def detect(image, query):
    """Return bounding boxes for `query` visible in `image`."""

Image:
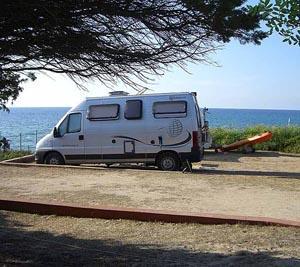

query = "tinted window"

[68,113,82,133]
[153,101,187,118]
[88,104,119,120]
[124,100,142,120]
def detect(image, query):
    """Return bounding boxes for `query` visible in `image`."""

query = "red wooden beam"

[0,198,299,227]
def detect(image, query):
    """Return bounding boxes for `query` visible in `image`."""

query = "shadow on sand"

[0,212,299,266]
[93,150,300,179]
[100,164,300,179]
[194,168,300,179]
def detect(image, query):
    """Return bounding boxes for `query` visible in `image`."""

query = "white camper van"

[35,92,206,170]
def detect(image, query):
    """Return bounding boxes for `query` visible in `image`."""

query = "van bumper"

[35,150,47,164]
[179,147,204,163]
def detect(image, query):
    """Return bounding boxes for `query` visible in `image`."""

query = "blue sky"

[13,32,300,110]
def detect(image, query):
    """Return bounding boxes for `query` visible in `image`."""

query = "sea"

[0,107,299,150]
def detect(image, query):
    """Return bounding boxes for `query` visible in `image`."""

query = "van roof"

[86,91,195,100]
[70,92,196,111]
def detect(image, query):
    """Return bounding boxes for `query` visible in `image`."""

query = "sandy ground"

[0,151,299,221]
[0,211,299,266]
[201,151,300,172]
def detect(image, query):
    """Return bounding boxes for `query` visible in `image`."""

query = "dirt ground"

[200,150,300,172]
[0,151,299,221]
[0,211,299,266]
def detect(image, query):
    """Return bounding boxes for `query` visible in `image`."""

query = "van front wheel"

[44,152,65,165]
[157,152,180,171]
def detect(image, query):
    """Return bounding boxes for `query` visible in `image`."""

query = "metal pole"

[35,130,38,144]
[19,133,22,151]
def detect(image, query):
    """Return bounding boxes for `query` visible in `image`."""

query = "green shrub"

[210,126,300,153]
[0,150,31,161]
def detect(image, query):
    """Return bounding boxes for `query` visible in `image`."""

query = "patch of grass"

[0,150,31,161]
[210,125,300,153]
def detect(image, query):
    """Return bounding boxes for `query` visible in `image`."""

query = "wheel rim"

[161,157,175,170]
[49,157,60,165]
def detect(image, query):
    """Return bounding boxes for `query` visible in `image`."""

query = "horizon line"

[6,106,300,111]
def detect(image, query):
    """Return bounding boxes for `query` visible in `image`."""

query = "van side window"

[153,101,187,118]
[124,100,143,120]
[88,104,119,120]
[58,116,68,136]
[58,113,81,136]
[68,113,82,133]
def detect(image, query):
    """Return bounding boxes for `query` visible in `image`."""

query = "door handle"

[79,135,84,140]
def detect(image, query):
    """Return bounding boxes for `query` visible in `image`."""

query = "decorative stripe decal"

[112,132,192,148]
[65,154,154,160]
[112,136,145,145]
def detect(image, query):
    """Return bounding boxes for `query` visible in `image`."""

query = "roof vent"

[109,91,129,96]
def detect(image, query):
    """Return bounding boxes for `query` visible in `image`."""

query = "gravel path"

[1,151,299,221]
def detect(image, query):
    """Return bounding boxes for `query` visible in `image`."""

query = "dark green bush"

[210,126,300,153]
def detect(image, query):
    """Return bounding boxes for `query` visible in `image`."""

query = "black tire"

[157,152,180,171]
[242,145,255,154]
[44,152,65,165]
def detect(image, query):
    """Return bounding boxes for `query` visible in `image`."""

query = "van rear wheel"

[44,152,64,165]
[157,152,180,171]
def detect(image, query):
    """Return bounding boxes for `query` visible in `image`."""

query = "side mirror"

[53,127,60,138]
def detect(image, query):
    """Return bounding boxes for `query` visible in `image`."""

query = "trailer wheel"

[44,152,65,165]
[242,145,255,154]
[157,152,180,171]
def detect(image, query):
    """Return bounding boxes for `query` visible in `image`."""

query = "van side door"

[53,112,85,163]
